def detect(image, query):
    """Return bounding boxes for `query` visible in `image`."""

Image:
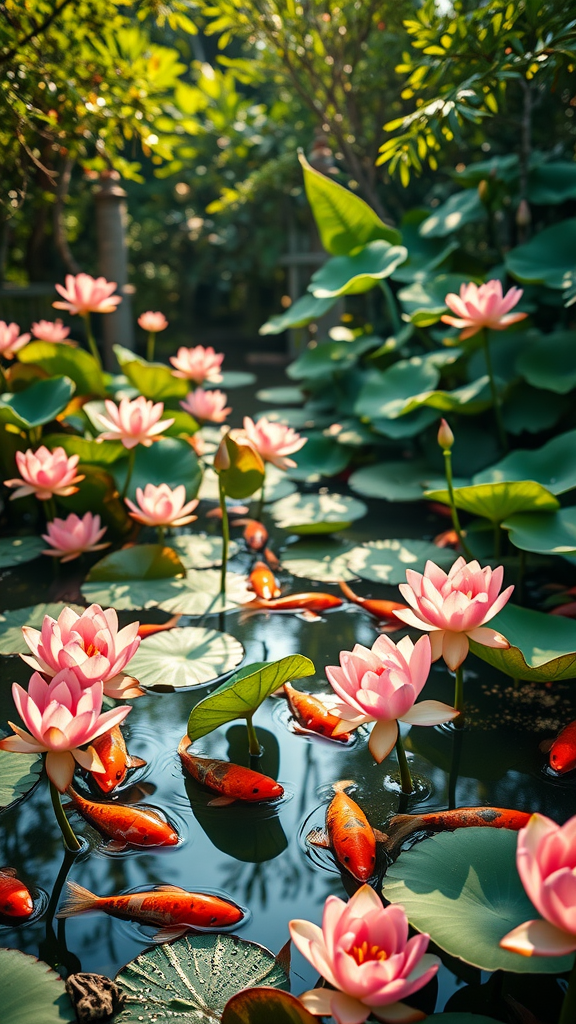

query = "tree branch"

[0,0,76,65]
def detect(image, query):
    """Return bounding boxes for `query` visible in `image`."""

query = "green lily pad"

[308,241,407,299]
[43,433,125,466]
[0,536,44,568]
[218,433,265,500]
[503,383,568,435]
[503,507,576,555]
[255,408,317,430]
[170,533,239,569]
[0,949,75,1023]
[469,603,576,682]
[287,336,379,381]
[207,371,257,390]
[259,294,338,335]
[506,218,576,291]
[127,626,245,692]
[425,481,560,523]
[372,407,439,439]
[418,189,486,238]
[115,933,289,1023]
[156,570,254,616]
[113,438,202,502]
[355,358,440,422]
[287,434,351,483]
[516,330,576,394]
[348,460,465,502]
[18,340,106,397]
[87,544,185,582]
[113,345,188,401]
[160,409,200,439]
[382,829,574,974]
[474,430,576,496]
[0,750,43,813]
[280,540,356,583]
[222,989,317,1024]
[527,162,576,204]
[0,603,85,654]
[397,273,472,326]
[391,208,459,283]
[188,654,315,742]
[346,539,457,584]
[269,492,367,534]
[0,375,75,429]
[256,387,305,405]
[398,376,492,417]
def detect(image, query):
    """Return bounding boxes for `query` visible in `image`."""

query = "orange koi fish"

[264,546,280,570]
[550,602,576,618]
[178,736,283,806]
[90,725,147,794]
[248,561,281,600]
[0,867,34,918]
[232,518,269,551]
[307,782,386,882]
[246,593,343,620]
[206,505,249,519]
[137,614,181,639]
[433,529,460,549]
[283,683,351,742]
[544,720,576,774]
[386,806,532,853]
[339,581,407,624]
[65,785,179,850]
[57,880,243,941]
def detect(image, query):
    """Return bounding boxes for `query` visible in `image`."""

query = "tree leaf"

[223,989,317,1024]
[188,655,315,741]
[259,294,338,335]
[0,376,75,429]
[114,933,289,1023]
[18,340,106,397]
[474,430,576,496]
[516,331,576,394]
[128,626,245,692]
[87,544,186,582]
[113,345,188,401]
[170,533,239,569]
[0,536,44,568]
[469,603,576,682]
[418,190,486,238]
[346,539,457,584]
[0,750,43,813]
[503,507,576,555]
[0,602,85,654]
[219,433,265,500]
[506,218,576,292]
[424,481,560,523]
[384,830,574,975]
[308,240,408,298]
[280,539,356,582]
[0,948,75,1022]
[269,492,367,534]
[113,438,202,502]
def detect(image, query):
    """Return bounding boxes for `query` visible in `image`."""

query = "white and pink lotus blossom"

[242,415,306,471]
[290,884,440,1024]
[0,321,31,359]
[180,388,231,424]
[42,512,109,562]
[138,311,168,333]
[441,280,527,340]
[53,273,122,316]
[31,319,71,343]
[94,396,174,449]
[21,604,143,700]
[125,483,198,528]
[4,446,84,501]
[170,345,224,384]
[0,669,131,791]
[500,813,576,957]
[326,634,457,762]
[396,557,514,671]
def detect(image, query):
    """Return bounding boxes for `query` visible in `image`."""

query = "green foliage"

[128,626,245,692]
[0,949,75,1023]
[18,342,106,397]
[503,508,576,555]
[0,536,44,567]
[470,603,576,682]
[218,432,265,500]
[222,989,317,1024]
[0,376,75,430]
[269,491,367,534]
[0,752,43,814]
[425,480,560,524]
[308,241,408,298]
[87,543,186,582]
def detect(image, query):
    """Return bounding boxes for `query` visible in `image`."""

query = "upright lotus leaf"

[308,240,408,298]
[0,375,75,429]
[516,331,576,394]
[259,294,338,335]
[355,358,440,422]
[397,273,473,326]
[218,433,265,500]
[0,536,44,568]
[127,626,245,692]
[397,376,492,418]
[527,162,576,204]
[18,340,106,397]
[383,829,575,974]
[222,989,318,1024]
[160,409,200,438]
[113,344,188,401]
[424,481,560,523]
[469,603,576,682]
[0,948,75,1023]
[114,933,289,1023]
[503,507,576,555]
[113,437,202,502]
[0,750,43,813]
[87,543,186,582]
[505,218,576,292]
[299,152,401,254]
[503,383,567,435]
[474,430,576,496]
[418,190,486,238]
[43,433,125,466]
[372,407,438,439]
[287,336,379,381]
[0,602,85,654]
[346,539,457,584]
[269,491,367,534]
[188,655,315,741]
[287,434,351,482]
[391,208,459,283]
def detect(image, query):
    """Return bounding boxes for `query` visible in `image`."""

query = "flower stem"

[395,729,413,795]
[157,525,165,545]
[44,497,57,523]
[254,465,266,522]
[121,448,136,500]
[219,473,229,597]
[246,712,261,756]
[559,957,576,1024]
[481,329,508,453]
[82,313,102,371]
[453,664,465,729]
[493,523,502,559]
[442,448,473,559]
[146,331,155,363]
[50,781,81,853]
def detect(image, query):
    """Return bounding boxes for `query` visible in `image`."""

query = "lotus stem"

[246,712,261,757]
[453,664,466,730]
[121,448,136,500]
[157,525,165,546]
[448,727,463,810]
[559,957,576,1024]
[254,465,266,522]
[219,473,229,597]
[395,729,413,796]
[44,497,57,523]
[50,781,81,853]
[146,331,155,363]
[82,313,102,371]
[481,329,508,453]
[442,448,473,559]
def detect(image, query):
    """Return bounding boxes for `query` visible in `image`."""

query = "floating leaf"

[418,190,486,238]
[354,352,460,423]
[170,533,239,569]
[287,337,378,381]
[397,273,472,326]
[18,340,106,397]
[218,434,265,500]
[256,387,305,405]
[43,433,125,466]
[188,655,315,741]
[155,570,254,616]
[287,434,351,482]
[308,240,408,298]
[0,375,75,429]
[208,371,257,390]
[0,751,43,813]
[269,492,367,534]
[349,460,465,502]
[113,345,188,401]
[0,536,44,568]
[87,544,185,582]
[259,294,338,335]
[114,933,289,1023]
[516,331,576,394]
[0,948,75,1023]
[382,829,574,973]
[503,508,576,555]
[0,603,85,654]
[222,989,317,1024]
[474,430,576,496]
[113,438,202,502]
[346,539,457,584]
[425,481,559,523]
[469,603,576,682]
[280,540,356,582]
[128,626,244,692]
[398,376,492,417]
[255,408,317,429]
[506,218,576,291]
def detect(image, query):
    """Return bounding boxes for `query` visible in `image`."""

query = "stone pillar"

[93,171,134,368]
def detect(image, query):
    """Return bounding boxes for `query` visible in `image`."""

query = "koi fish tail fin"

[177,734,192,759]
[56,881,99,918]
[338,580,361,604]
[331,779,355,794]
[384,814,424,854]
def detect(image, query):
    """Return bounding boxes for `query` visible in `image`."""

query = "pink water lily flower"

[326,634,457,762]
[42,512,109,562]
[21,604,143,700]
[0,669,131,791]
[0,321,31,359]
[138,311,168,332]
[500,813,576,957]
[290,884,439,1024]
[170,344,224,384]
[396,557,514,671]
[31,319,71,343]
[180,387,231,424]
[242,415,306,471]
[441,280,527,340]
[4,446,84,501]
[125,483,198,528]
[53,273,122,316]
[94,396,174,449]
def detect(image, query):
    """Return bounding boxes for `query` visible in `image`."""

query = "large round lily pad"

[469,603,576,682]
[346,539,456,585]
[503,508,576,555]
[280,540,356,583]
[0,750,43,813]
[170,533,239,569]
[474,430,576,496]
[0,603,85,655]
[0,948,75,1023]
[425,481,560,523]
[128,626,245,692]
[382,829,574,974]
[348,460,461,502]
[0,536,44,568]
[84,570,253,615]
[256,387,305,405]
[269,492,367,534]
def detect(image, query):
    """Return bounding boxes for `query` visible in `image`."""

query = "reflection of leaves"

[186,782,288,863]
[128,626,245,692]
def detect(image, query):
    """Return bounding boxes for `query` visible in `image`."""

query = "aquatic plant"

[42,512,110,563]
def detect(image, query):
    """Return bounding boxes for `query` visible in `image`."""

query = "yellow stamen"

[349,940,387,965]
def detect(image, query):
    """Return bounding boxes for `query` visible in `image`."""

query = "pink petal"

[368,719,399,763]
[467,626,510,649]
[441,631,469,670]
[401,699,459,726]
[45,750,76,792]
[500,918,576,957]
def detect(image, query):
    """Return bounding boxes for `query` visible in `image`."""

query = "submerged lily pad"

[425,481,559,523]
[474,430,576,496]
[0,536,44,568]
[503,508,576,555]
[469,603,576,682]
[128,627,245,692]
[280,540,356,583]
[383,829,574,974]
[115,933,289,1023]
[0,603,85,655]
[269,492,367,534]
[170,533,239,569]
[0,750,43,813]
[0,949,75,1023]
[346,539,457,584]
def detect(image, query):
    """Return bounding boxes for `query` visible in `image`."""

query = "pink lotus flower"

[0,669,131,791]
[441,280,527,340]
[4,446,84,501]
[21,604,143,700]
[0,321,31,359]
[290,884,439,1024]
[94,396,174,449]
[53,273,122,316]
[500,814,576,957]
[138,311,168,333]
[396,557,514,671]
[180,388,231,424]
[326,634,457,762]
[169,345,224,384]
[42,512,109,563]
[125,483,198,528]
[31,319,71,343]
[242,416,306,471]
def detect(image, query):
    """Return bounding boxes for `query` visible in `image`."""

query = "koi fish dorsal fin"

[306,828,330,850]
[56,880,99,918]
[0,866,17,876]
[331,780,355,794]
[154,884,187,892]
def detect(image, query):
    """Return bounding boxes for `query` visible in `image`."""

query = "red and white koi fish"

[178,735,284,806]
[65,785,179,850]
[248,561,281,600]
[0,867,34,918]
[90,725,147,795]
[282,683,351,742]
[307,782,386,882]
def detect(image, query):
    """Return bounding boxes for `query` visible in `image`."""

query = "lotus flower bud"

[437,418,454,451]
[214,436,231,471]
[516,199,531,227]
